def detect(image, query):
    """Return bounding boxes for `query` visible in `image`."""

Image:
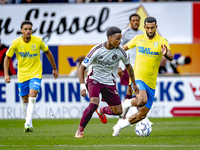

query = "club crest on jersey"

[84,58,89,63]
[31,44,36,50]
[112,54,118,60]
[154,42,158,48]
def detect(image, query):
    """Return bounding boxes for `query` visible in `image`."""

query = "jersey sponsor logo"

[98,59,115,66]
[83,57,89,63]
[138,46,159,55]
[19,52,37,57]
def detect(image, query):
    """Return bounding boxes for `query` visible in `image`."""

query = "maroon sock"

[125,95,132,99]
[78,103,98,132]
[100,106,117,115]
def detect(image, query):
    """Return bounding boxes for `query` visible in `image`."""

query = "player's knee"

[113,107,122,115]
[115,110,122,115]
[22,95,29,103]
[137,98,147,107]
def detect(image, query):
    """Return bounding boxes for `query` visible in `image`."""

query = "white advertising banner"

[0,2,192,45]
[0,76,200,119]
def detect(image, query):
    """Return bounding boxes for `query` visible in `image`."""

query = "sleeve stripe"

[119,46,127,58]
[87,43,102,58]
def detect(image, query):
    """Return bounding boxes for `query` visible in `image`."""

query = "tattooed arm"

[125,63,139,95]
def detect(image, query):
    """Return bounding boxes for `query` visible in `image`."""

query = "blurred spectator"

[0,39,16,76]
[159,55,191,74]
[159,56,174,74]
[46,0,67,2]
[20,0,46,3]
[0,0,13,4]
[79,0,132,3]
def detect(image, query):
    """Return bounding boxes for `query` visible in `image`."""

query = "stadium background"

[0,2,200,119]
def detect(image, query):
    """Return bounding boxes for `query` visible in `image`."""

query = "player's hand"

[118,67,124,77]
[81,89,88,97]
[161,44,168,56]
[52,69,58,79]
[80,83,88,97]
[132,84,139,95]
[4,75,11,83]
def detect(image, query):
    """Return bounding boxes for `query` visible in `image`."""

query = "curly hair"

[106,26,122,38]
[20,20,33,29]
[144,17,157,25]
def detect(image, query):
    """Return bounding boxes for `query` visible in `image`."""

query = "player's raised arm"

[125,63,139,95]
[161,44,173,61]
[4,55,11,83]
[44,49,58,79]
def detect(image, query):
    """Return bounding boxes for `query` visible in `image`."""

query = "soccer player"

[118,14,152,125]
[118,14,143,98]
[4,20,58,132]
[112,16,173,136]
[75,26,139,138]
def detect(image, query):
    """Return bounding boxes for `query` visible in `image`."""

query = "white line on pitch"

[0,145,200,147]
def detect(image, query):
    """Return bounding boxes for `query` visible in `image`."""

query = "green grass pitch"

[0,117,200,150]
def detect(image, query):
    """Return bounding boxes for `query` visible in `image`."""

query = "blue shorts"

[131,80,155,109]
[18,78,41,97]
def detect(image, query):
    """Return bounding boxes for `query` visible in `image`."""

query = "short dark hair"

[129,14,140,21]
[21,20,33,29]
[144,17,157,25]
[106,26,121,38]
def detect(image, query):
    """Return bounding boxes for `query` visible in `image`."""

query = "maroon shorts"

[120,69,129,86]
[86,79,121,106]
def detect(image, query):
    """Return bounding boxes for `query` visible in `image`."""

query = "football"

[135,120,152,137]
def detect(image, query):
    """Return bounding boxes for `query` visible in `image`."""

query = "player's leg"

[113,105,149,136]
[113,81,155,136]
[22,95,29,119]
[119,88,146,120]
[120,82,153,125]
[125,85,133,99]
[18,80,31,132]
[112,89,148,136]
[119,85,135,119]
[75,97,100,138]
[96,84,122,116]
[75,79,101,138]
[25,78,41,132]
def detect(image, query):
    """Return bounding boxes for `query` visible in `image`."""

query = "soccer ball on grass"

[135,120,152,137]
